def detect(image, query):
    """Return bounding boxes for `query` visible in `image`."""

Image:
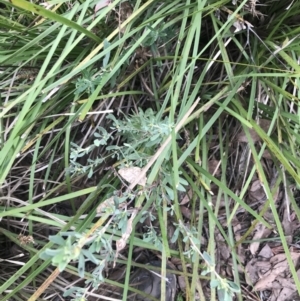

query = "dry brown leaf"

[282,206,293,244]
[272,246,285,255]
[116,1,133,33]
[208,159,221,177]
[250,223,272,255]
[18,234,34,245]
[118,166,147,186]
[96,196,115,213]
[94,0,110,14]
[237,119,272,143]
[216,232,230,261]
[245,258,271,285]
[231,216,246,264]
[277,287,295,301]
[119,1,133,23]
[258,244,273,259]
[179,189,193,205]
[180,206,191,219]
[254,271,279,291]
[262,149,273,160]
[276,276,296,290]
[270,288,281,301]
[270,252,300,266]
[115,209,138,262]
[249,223,265,255]
[177,275,186,292]
[253,253,300,291]
[245,258,260,285]
[249,179,266,201]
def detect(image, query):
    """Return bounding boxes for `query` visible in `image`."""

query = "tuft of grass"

[1,0,300,300]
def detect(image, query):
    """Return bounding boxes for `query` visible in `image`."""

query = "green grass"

[1,0,300,300]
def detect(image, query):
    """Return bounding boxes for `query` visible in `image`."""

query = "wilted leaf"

[95,0,110,14]
[251,252,300,291]
[115,209,138,264]
[237,119,272,143]
[258,244,273,259]
[249,179,266,201]
[118,166,147,186]
[249,222,270,255]
[177,275,187,292]
[180,205,192,219]
[232,20,246,33]
[179,189,193,205]
[96,197,115,213]
[282,203,293,242]
[208,159,221,176]
[245,258,270,285]
[254,272,278,291]
[118,1,133,23]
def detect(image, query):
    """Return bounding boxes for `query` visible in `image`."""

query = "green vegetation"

[1,0,300,300]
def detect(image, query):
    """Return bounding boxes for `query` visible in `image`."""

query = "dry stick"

[28,98,200,300]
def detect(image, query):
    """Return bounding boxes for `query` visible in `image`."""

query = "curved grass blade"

[9,0,102,43]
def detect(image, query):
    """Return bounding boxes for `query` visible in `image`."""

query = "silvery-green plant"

[68,108,175,178]
[174,221,241,301]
